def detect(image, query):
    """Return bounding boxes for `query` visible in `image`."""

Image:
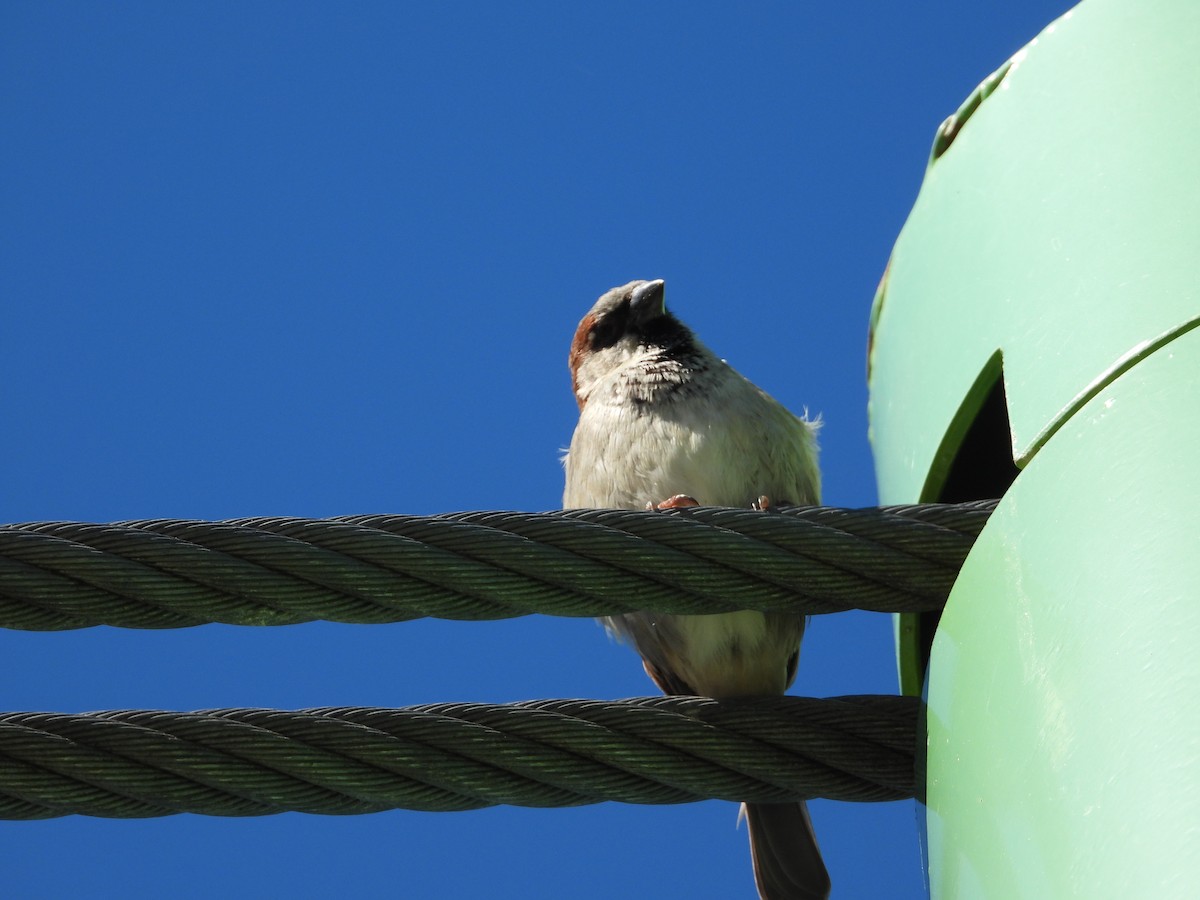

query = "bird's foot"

[752,495,772,511]
[647,494,700,510]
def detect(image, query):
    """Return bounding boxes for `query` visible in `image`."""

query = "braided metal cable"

[0,695,917,819]
[0,501,994,630]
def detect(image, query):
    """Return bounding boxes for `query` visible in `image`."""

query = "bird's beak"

[630,279,666,325]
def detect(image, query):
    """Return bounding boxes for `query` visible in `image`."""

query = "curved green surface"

[873,0,1200,695]
[867,0,1200,895]
[869,0,1200,503]
[927,326,1200,897]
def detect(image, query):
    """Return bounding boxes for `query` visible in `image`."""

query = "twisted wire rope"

[0,695,918,820]
[0,501,994,630]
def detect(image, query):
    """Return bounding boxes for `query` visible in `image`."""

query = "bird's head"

[568,279,693,409]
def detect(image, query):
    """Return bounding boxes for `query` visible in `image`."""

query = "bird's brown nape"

[568,311,596,410]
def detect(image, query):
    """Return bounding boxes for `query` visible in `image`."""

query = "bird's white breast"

[563,359,818,509]
[563,350,819,699]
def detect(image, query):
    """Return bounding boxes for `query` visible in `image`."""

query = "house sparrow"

[562,279,829,899]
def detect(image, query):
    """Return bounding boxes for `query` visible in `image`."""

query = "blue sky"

[2,3,1073,897]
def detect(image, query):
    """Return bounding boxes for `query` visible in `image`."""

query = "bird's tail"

[744,801,831,899]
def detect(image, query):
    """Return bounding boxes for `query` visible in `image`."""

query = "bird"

[562,278,829,899]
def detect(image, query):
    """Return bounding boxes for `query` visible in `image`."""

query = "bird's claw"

[648,494,700,510]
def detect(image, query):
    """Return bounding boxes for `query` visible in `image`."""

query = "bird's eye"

[784,649,800,686]
[590,299,630,350]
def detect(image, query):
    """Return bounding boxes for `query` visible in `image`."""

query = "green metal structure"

[868,0,1200,894]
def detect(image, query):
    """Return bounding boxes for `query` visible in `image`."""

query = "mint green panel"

[926,325,1200,898]
[868,0,1200,504]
